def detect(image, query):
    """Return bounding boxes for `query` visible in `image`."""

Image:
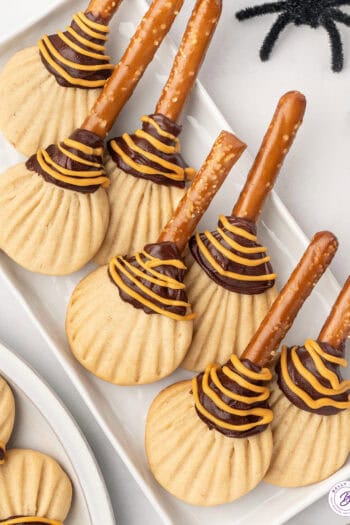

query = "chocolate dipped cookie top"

[190,215,276,294]
[277,339,350,416]
[191,231,338,438]
[39,11,114,88]
[109,241,194,320]
[109,131,247,320]
[108,114,195,188]
[26,129,108,193]
[0,518,63,525]
[193,356,273,437]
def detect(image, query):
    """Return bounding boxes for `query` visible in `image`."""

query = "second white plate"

[0,340,115,524]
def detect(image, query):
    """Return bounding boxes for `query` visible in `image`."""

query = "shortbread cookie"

[93,155,184,264]
[146,379,272,505]
[0,0,185,275]
[94,0,223,262]
[0,449,72,523]
[146,232,338,505]
[0,0,124,156]
[0,376,15,463]
[67,132,245,384]
[182,91,306,372]
[266,277,350,486]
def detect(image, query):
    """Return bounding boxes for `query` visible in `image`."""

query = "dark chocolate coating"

[277,341,350,415]
[190,215,275,294]
[195,358,271,438]
[107,113,190,188]
[40,12,112,88]
[26,128,105,193]
[110,242,189,316]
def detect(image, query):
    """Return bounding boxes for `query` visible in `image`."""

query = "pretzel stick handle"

[82,0,184,137]
[318,276,350,348]
[158,131,246,252]
[155,0,222,121]
[232,91,306,221]
[242,231,338,367]
[86,0,123,22]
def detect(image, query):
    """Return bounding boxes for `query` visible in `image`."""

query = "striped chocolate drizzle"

[277,339,350,415]
[26,129,109,193]
[109,242,195,321]
[193,355,273,438]
[108,114,195,188]
[189,215,276,294]
[38,11,113,88]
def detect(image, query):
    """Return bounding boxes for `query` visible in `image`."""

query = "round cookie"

[0,449,72,522]
[0,163,109,275]
[265,276,350,487]
[181,91,306,372]
[0,46,101,157]
[94,157,184,264]
[0,376,15,463]
[146,380,272,506]
[265,379,350,486]
[66,265,193,385]
[0,0,123,157]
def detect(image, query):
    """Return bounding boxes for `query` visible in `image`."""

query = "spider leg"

[321,16,344,72]
[236,2,286,21]
[328,1,350,7]
[329,8,350,26]
[259,12,292,61]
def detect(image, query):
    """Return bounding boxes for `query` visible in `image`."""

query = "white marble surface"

[1,0,350,523]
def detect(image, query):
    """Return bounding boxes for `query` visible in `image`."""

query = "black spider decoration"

[236,0,350,72]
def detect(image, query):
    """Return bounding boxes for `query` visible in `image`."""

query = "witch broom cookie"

[94,0,222,264]
[0,0,124,156]
[182,90,306,371]
[0,376,15,464]
[265,276,350,487]
[0,449,72,524]
[0,0,183,275]
[67,132,246,385]
[146,231,338,505]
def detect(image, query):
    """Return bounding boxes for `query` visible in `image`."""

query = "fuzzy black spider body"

[236,0,350,71]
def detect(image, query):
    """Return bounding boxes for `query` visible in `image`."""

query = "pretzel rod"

[241,231,338,367]
[158,131,246,252]
[82,0,184,137]
[86,0,123,22]
[318,276,350,348]
[155,0,222,121]
[232,91,306,221]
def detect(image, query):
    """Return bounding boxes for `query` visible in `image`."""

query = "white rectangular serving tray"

[0,0,349,523]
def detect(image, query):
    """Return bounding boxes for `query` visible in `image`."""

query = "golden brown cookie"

[0,449,72,522]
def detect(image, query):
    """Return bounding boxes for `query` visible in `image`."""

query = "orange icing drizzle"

[38,11,113,88]
[35,137,109,189]
[280,339,350,410]
[109,250,195,321]
[109,115,196,182]
[192,355,273,432]
[0,441,5,464]
[194,215,276,282]
[1,519,62,525]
